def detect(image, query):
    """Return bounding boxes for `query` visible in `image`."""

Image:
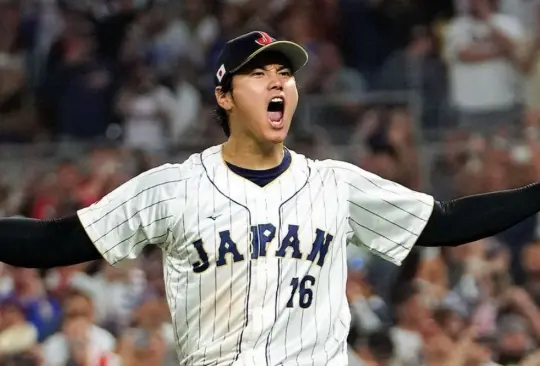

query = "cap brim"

[230,41,309,75]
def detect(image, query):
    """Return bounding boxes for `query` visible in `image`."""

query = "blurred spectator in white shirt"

[92,264,147,336]
[389,282,429,366]
[116,62,176,152]
[169,58,203,147]
[42,289,116,366]
[444,0,524,134]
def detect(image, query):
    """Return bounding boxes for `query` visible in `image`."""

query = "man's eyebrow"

[243,64,291,72]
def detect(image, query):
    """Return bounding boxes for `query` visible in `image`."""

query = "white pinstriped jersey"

[77,145,434,366]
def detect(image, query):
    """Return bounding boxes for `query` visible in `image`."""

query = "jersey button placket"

[252,196,269,347]
[246,198,261,346]
[263,198,281,342]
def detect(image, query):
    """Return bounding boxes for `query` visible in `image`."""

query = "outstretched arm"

[417,183,540,247]
[0,163,185,269]
[335,159,540,265]
[0,215,100,268]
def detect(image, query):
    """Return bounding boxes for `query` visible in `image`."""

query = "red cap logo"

[255,32,274,46]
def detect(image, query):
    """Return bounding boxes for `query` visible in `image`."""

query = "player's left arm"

[333,161,540,265]
[332,161,434,265]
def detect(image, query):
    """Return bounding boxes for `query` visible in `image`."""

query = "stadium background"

[2,0,540,365]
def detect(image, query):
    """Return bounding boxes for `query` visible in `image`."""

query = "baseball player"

[0,31,540,365]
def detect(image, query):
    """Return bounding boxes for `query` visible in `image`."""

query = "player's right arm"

[0,164,186,268]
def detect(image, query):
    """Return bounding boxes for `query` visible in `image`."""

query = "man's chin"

[263,129,288,144]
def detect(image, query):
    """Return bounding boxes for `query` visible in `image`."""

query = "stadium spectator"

[346,259,386,337]
[443,0,525,134]
[305,41,366,98]
[116,61,176,152]
[91,0,153,62]
[182,0,219,57]
[0,268,61,342]
[167,58,203,146]
[41,289,116,366]
[521,241,540,304]
[303,41,367,144]
[496,312,536,364]
[144,6,194,77]
[356,330,398,366]
[0,0,37,143]
[39,12,119,141]
[389,282,427,366]
[0,300,38,358]
[377,25,448,131]
[116,298,175,366]
[90,263,146,337]
[338,0,410,88]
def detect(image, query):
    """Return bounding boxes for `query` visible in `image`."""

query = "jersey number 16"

[286,275,315,309]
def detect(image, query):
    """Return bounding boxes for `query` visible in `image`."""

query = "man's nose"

[268,73,283,91]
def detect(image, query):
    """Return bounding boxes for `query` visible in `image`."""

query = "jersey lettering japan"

[77,145,434,366]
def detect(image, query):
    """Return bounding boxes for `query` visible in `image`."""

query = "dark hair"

[433,307,455,327]
[215,76,233,137]
[390,281,418,309]
[63,288,93,306]
[367,330,394,361]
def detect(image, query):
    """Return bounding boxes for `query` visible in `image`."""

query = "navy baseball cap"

[214,31,309,86]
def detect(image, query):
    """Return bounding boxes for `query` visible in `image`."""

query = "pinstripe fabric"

[76,145,434,366]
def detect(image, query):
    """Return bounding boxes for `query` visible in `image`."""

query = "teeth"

[271,97,283,103]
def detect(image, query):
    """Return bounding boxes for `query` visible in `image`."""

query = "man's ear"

[215,86,233,111]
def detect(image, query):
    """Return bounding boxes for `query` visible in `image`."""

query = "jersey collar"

[200,144,311,205]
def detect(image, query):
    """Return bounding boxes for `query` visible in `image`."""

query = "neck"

[223,136,284,170]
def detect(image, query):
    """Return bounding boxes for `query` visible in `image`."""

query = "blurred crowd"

[4,0,540,365]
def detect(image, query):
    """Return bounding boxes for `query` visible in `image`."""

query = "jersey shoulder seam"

[310,159,352,173]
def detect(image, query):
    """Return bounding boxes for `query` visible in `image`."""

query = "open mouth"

[267,97,284,127]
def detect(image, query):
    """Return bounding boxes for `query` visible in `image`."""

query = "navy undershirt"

[226,149,292,187]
